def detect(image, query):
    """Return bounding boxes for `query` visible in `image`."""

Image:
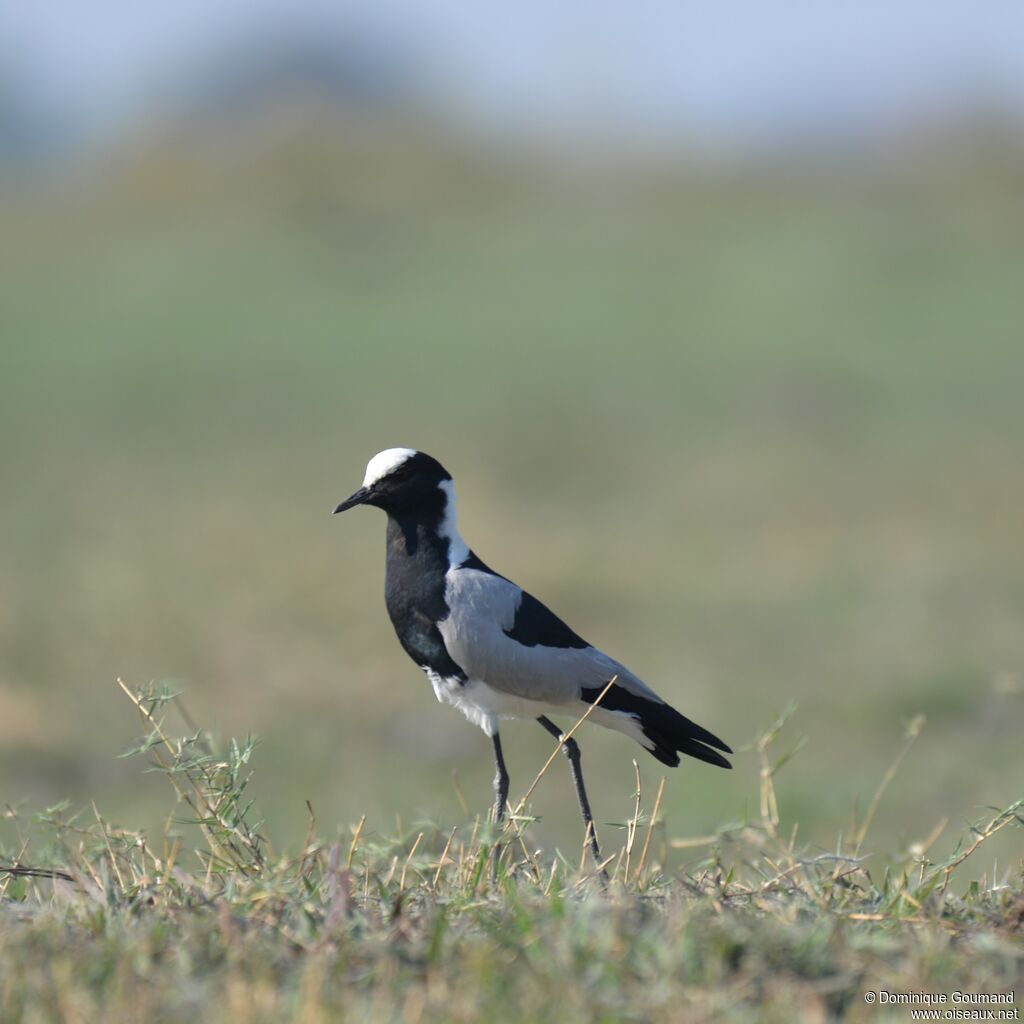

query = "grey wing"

[439,567,662,706]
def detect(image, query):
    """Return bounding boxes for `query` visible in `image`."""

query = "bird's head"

[333,448,453,519]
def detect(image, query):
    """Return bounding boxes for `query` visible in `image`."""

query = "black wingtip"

[579,682,733,770]
[646,739,732,770]
[687,724,732,755]
[648,746,681,768]
[676,738,733,770]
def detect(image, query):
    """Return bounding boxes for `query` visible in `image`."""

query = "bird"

[333,448,731,863]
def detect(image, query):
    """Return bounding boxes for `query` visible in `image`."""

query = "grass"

[1,682,1020,1023]
[1,140,1023,1018]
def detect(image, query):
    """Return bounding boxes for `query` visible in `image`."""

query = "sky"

[2,0,1024,152]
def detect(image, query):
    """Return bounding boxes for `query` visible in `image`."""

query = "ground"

[0,144,1022,1019]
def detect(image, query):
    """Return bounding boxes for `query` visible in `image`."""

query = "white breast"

[423,668,570,737]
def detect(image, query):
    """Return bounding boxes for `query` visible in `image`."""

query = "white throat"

[437,479,470,567]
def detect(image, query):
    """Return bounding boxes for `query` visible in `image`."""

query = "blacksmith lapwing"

[334,448,731,862]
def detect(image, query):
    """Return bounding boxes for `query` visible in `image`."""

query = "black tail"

[580,684,732,769]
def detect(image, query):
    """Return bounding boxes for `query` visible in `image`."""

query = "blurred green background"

[1,6,1022,870]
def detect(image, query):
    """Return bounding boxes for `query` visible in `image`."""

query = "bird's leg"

[491,731,509,823]
[489,731,511,884]
[536,716,602,867]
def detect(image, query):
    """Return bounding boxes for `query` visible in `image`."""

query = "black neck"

[385,512,449,566]
[383,512,465,679]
